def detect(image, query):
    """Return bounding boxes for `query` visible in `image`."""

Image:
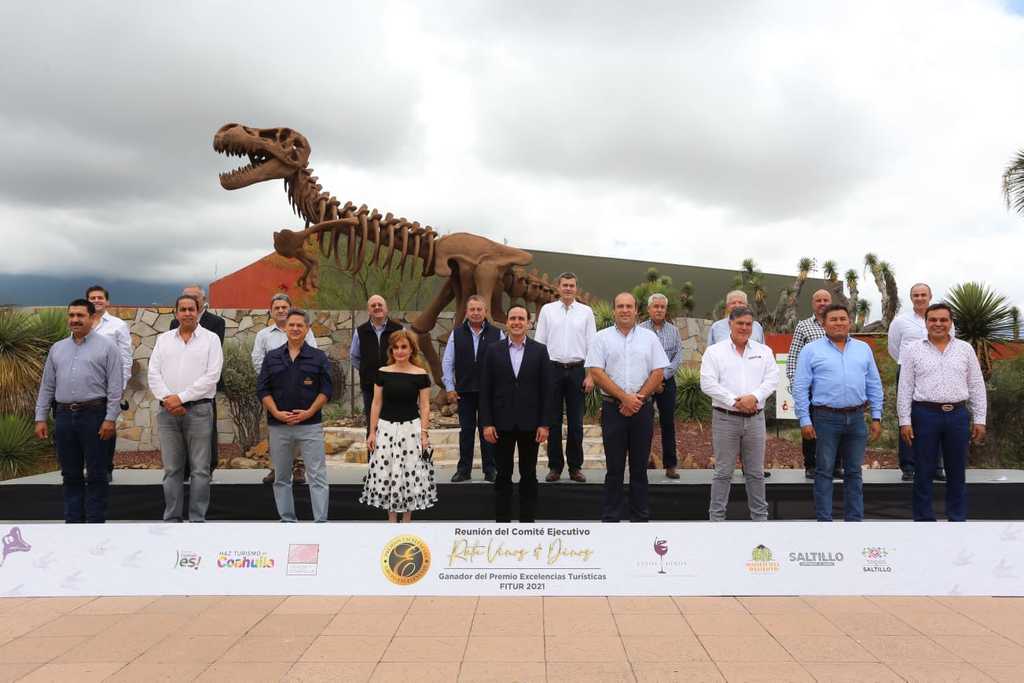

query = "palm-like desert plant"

[822,260,838,282]
[945,282,1015,380]
[674,367,711,422]
[855,299,871,331]
[845,269,860,324]
[0,309,67,416]
[1003,150,1024,217]
[678,281,695,316]
[1010,306,1020,340]
[864,254,900,327]
[0,414,47,478]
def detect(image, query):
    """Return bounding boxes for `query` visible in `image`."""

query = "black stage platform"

[2,467,1022,521]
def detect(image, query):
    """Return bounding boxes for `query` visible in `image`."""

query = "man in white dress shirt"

[252,293,317,485]
[148,294,223,522]
[86,285,132,479]
[707,290,766,346]
[700,307,779,521]
[897,303,985,522]
[888,283,948,482]
[586,293,669,522]
[536,272,597,483]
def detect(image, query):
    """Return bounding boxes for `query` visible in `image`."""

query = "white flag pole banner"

[1,522,1022,597]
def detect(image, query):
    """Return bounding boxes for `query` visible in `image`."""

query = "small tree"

[632,268,679,319]
[220,339,265,454]
[864,253,900,327]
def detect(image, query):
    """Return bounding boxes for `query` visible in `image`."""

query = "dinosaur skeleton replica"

[213,123,585,391]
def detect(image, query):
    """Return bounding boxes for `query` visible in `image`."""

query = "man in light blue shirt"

[708,290,765,346]
[793,304,883,522]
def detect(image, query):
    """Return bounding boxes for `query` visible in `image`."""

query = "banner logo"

[746,544,779,574]
[788,551,845,567]
[862,546,893,573]
[175,551,201,570]
[382,535,431,586]
[217,551,275,569]
[1,527,31,567]
[287,544,320,576]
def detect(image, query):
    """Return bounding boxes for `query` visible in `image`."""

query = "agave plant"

[0,414,47,478]
[674,367,710,422]
[590,299,615,331]
[1003,150,1024,217]
[945,282,1015,380]
[0,309,67,417]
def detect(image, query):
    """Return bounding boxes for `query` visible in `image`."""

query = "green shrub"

[0,414,47,478]
[0,309,68,417]
[974,355,1024,467]
[674,366,710,422]
[221,339,264,454]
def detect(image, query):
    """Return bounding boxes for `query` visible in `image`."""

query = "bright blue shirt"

[792,336,883,427]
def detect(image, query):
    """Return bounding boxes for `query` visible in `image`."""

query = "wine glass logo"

[653,538,668,574]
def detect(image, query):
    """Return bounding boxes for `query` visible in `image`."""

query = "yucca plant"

[945,282,1015,380]
[1003,149,1024,217]
[590,299,615,332]
[674,367,710,423]
[0,310,67,416]
[0,414,47,478]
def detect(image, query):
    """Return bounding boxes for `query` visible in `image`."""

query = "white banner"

[775,353,797,420]
[1,522,1021,597]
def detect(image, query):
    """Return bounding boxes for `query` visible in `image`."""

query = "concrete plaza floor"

[0,595,1022,681]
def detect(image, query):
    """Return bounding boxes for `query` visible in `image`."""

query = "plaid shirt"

[785,316,826,383]
[640,319,682,380]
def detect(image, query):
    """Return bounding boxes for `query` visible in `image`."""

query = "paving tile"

[195,661,292,682]
[867,596,955,614]
[802,596,883,614]
[17,661,126,682]
[370,662,460,682]
[470,610,542,636]
[105,659,213,682]
[800,662,903,682]
[608,597,680,614]
[132,634,240,663]
[462,635,545,662]
[299,635,391,662]
[283,662,375,682]
[887,661,997,682]
[854,635,963,663]
[824,611,920,636]
[218,634,316,662]
[398,611,473,636]
[0,663,41,682]
[544,596,612,613]
[381,636,467,662]
[775,634,877,662]
[621,635,710,662]
[71,596,157,615]
[754,612,843,636]
[185,609,267,635]
[614,612,691,637]
[715,662,813,682]
[0,613,63,644]
[673,597,747,614]
[897,611,994,636]
[697,635,793,662]
[632,662,725,682]
[685,612,768,636]
[272,596,350,614]
[545,635,627,662]
[975,663,1023,682]
[408,597,478,613]
[140,596,225,614]
[6,598,94,616]
[214,596,286,613]
[458,661,546,682]
[930,635,1024,664]
[27,614,125,637]
[247,613,333,636]
[322,611,404,636]
[737,597,814,614]
[544,610,619,635]
[0,636,87,663]
[343,596,414,613]
[475,596,543,614]
[0,600,31,616]
[546,661,636,682]
[55,631,167,663]
[972,616,1024,645]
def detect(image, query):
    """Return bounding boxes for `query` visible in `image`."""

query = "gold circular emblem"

[381,535,431,586]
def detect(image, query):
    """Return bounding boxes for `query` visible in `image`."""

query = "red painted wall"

[209,252,315,308]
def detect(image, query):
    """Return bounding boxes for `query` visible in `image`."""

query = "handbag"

[420,445,433,463]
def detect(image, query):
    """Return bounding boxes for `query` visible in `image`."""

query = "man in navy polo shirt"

[257,309,333,522]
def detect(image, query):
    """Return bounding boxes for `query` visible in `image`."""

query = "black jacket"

[255,342,333,426]
[479,337,553,432]
[356,319,403,388]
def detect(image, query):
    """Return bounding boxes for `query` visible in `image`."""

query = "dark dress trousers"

[452,321,502,477]
[479,337,553,522]
[171,310,225,471]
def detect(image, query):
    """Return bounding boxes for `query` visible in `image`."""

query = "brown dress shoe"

[569,469,587,483]
[293,463,306,485]
[665,467,680,479]
[262,469,275,485]
[546,469,562,482]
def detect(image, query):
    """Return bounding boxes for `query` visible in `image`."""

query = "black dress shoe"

[805,468,815,480]
[901,471,914,482]
[569,469,587,483]
[934,470,946,482]
[764,471,772,479]
[484,471,496,483]
[450,471,471,483]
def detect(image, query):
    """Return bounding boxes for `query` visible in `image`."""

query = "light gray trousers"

[709,410,768,521]
[157,403,213,522]
[269,423,329,522]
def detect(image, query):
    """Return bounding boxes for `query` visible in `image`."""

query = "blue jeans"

[53,406,110,523]
[654,377,677,468]
[456,391,496,476]
[811,409,867,521]
[911,403,969,521]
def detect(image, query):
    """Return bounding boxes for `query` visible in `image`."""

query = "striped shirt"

[640,319,682,380]
[785,316,827,383]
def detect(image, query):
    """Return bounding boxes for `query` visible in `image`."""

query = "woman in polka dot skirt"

[361,330,437,521]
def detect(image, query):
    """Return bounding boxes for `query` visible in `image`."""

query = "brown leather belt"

[914,401,965,412]
[812,403,867,414]
[55,398,106,412]
[714,407,763,417]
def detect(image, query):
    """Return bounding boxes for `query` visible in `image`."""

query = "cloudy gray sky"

[2,0,1023,314]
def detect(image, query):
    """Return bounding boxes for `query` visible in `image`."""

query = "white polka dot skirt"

[360,417,437,513]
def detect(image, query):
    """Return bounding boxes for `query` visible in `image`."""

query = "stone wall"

[25,307,712,451]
